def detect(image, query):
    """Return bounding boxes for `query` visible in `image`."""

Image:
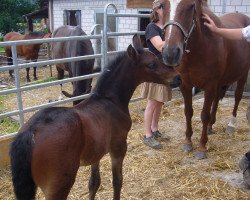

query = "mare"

[52,25,95,105]
[10,35,177,200]
[161,0,250,159]
[3,31,51,82]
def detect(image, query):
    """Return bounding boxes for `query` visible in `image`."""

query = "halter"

[162,19,196,53]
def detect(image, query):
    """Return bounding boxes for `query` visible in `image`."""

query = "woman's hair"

[150,0,163,22]
[150,8,159,23]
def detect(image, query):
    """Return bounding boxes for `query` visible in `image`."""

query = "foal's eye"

[147,62,157,70]
[189,3,195,10]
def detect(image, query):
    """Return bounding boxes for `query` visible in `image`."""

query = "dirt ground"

[0,67,250,199]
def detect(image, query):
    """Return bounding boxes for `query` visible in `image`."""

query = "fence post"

[102,4,118,71]
[11,45,24,125]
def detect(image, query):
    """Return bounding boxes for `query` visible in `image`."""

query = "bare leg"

[89,162,101,200]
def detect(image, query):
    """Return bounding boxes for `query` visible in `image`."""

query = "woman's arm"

[150,35,165,52]
[203,13,244,40]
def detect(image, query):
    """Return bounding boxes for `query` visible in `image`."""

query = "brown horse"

[4,31,51,82]
[10,34,177,200]
[161,0,250,159]
[52,25,95,105]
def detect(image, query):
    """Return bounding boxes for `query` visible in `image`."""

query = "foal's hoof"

[194,151,207,160]
[207,127,215,135]
[182,143,193,152]
[226,125,235,134]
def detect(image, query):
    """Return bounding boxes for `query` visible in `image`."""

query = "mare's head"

[161,0,205,66]
[128,34,177,84]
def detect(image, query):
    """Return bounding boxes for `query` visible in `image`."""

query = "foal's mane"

[92,52,129,97]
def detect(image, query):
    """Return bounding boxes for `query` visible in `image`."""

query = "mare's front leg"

[57,66,64,100]
[208,86,221,135]
[110,139,127,200]
[33,59,38,80]
[89,162,101,200]
[26,67,31,82]
[180,84,193,152]
[226,74,248,134]
[196,87,216,159]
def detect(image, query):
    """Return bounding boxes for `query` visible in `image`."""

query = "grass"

[23,76,57,86]
[0,95,19,136]
[0,76,58,136]
[0,47,5,53]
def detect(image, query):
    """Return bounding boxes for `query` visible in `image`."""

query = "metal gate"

[0,4,150,139]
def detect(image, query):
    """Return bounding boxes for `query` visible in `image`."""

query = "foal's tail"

[10,130,36,200]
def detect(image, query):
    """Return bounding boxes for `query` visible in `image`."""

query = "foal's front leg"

[180,84,193,152]
[110,140,127,200]
[89,162,101,200]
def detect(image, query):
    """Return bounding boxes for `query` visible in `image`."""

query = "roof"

[23,7,48,19]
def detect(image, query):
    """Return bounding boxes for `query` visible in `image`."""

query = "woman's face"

[156,6,164,20]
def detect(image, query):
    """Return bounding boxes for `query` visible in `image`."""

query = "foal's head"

[128,34,177,85]
[161,0,205,66]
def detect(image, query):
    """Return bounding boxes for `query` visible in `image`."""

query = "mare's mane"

[92,52,130,97]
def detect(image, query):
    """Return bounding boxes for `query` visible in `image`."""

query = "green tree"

[0,0,39,35]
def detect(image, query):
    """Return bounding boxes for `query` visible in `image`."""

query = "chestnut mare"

[10,35,177,200]
[4,31,51,82]
[52,25,95,105]
[161,0,250,159]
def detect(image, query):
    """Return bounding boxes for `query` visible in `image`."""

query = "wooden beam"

[127,0,154,9]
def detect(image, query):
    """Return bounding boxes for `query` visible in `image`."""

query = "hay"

[0,68,250,199]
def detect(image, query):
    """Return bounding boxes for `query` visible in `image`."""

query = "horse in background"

[3,31,51,82]
[10,34,177,200]
[161,0,250,159]
[52,25,95,105]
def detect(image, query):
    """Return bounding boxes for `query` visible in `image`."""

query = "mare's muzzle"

[162,45,183,67]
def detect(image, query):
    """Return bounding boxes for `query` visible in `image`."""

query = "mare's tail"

[10,130,37,200]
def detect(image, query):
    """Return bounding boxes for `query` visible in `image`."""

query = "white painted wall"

[52,0,250,51]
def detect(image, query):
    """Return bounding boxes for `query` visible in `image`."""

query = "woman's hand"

[202,13,218,33]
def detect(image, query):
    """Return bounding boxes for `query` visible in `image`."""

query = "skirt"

[140,82,172,103]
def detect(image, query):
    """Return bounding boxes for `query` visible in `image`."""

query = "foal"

[10,34,177,200]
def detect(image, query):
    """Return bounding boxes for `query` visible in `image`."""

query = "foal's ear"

[127,44,137,60]
[132,34,142,51]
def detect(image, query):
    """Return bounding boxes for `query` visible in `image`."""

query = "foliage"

[0,0,39,35]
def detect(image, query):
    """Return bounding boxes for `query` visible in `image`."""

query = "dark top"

[145,22,164,59]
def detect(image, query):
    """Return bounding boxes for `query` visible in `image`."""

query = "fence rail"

[0,4,150,139]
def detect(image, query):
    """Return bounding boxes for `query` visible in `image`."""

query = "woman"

[203,13,250,186]
[141,0,172,149]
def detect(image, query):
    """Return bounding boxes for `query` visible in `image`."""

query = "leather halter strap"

[162,19,196,52]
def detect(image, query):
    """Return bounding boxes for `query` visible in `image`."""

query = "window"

[63,10,81,26]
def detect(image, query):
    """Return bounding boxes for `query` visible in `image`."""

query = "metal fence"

[0,3,150,139]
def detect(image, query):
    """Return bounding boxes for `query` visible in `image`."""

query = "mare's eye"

[148,62,157,70]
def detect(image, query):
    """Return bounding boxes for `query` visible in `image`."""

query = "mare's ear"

[127,44,138,61]
[132,34,142,52]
